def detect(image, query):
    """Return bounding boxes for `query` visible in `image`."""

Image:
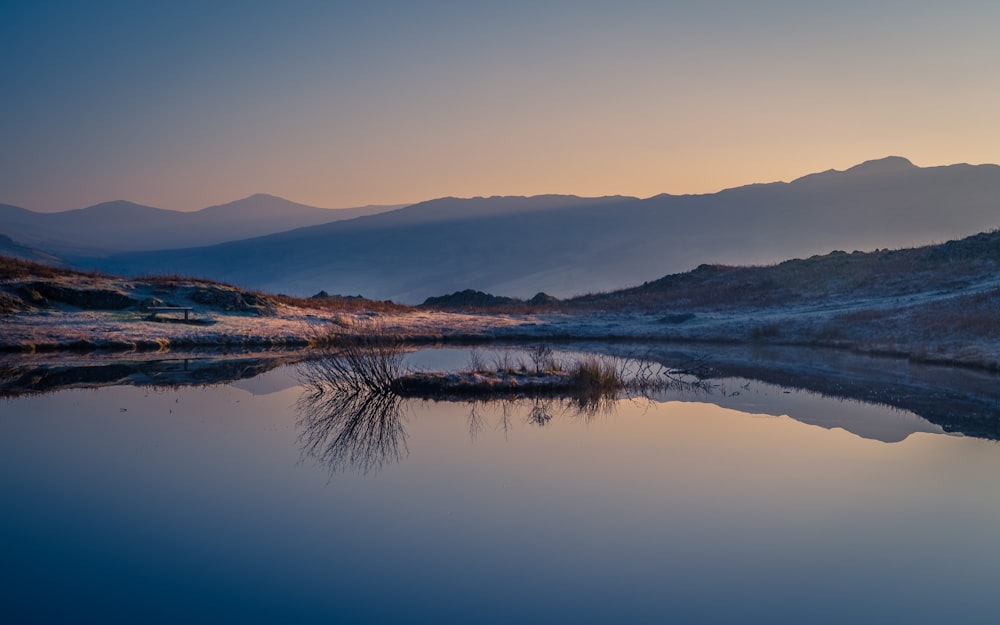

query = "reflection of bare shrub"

[297,360,407,475]
[295,323,411,474]
[526,400,554,426]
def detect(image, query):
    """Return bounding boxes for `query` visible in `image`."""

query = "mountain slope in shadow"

[86,157,1000,302]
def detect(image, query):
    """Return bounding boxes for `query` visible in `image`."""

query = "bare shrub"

[468,347,486,373]
[305,321,404,394]
[529,343,555,373]
[492,350,518,377]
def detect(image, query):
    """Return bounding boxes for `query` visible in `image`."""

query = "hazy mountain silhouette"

[0,194,403,255]
[82,157,1000,302]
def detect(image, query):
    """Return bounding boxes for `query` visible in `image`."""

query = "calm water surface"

[3,355,1000,624]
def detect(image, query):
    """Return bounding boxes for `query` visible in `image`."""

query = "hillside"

[82,157,1000,302]
[0,234,64,266]
[573,229,1000,310]
[3,224,1000,370]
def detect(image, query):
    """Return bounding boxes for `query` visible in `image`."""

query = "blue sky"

[3,1,999,210]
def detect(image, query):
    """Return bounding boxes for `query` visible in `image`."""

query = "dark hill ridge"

[420,289,559,310]
[84,157,1000,303]
[0,195,403,255]
[411,228,1000,314]
[572,228,1000,311]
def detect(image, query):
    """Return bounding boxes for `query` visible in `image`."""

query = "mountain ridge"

[0,195,405,254]
[78,157,1000,303]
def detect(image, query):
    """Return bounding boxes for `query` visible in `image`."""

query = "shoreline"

[2,256,999,373]
[4,308,999,374]
[4,337,1000,441]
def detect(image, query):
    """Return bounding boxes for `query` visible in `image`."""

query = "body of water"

[3,350,1000,623]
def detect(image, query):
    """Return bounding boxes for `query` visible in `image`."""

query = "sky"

[3,0,999,212]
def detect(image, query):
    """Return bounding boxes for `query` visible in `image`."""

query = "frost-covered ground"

[3,263,999,371]
[0,305,529,351]
[4,300,999,371]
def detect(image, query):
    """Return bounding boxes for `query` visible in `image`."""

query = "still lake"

[3,347,1000,624]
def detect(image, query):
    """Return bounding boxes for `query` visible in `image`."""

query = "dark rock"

[188,285,277,315]
[528,292,559,305]
[660,312,696,324]
[20,282,138,310]
[421,289,519,309]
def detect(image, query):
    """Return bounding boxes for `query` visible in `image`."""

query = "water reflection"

[466,396,621,437]
[294,368,623,474]
[296,360,407,476]
[630,344,1000,441]
[295,345,660,473]
[7,352,1000,625]
[0,351,301,398]
[5,343,1000,449]
[295,357,615,474]
[292,340,999,473]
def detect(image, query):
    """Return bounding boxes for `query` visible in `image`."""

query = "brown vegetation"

[273,292,407,313]
[0,253,408,318]
[0,255,98,281]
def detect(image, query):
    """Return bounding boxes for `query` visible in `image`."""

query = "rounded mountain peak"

[845,156,916,174]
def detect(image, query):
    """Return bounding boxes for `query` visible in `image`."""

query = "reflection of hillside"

[626,345,1000,441]
[0,352,302,398]
[6,343,1000,443]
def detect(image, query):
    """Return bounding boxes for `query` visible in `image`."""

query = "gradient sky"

[3,1,999,211]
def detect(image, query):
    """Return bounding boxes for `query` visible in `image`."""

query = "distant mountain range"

[5,156,1000,303]
[0,194,403,254]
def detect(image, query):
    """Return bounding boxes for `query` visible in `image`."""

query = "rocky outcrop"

[17,282,139,310]
[0,291,27,314]
[421,289,519,309]
[187,285,278,315]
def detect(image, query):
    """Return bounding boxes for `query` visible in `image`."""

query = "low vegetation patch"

[392,350,628,400]
[0,256,68,280]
